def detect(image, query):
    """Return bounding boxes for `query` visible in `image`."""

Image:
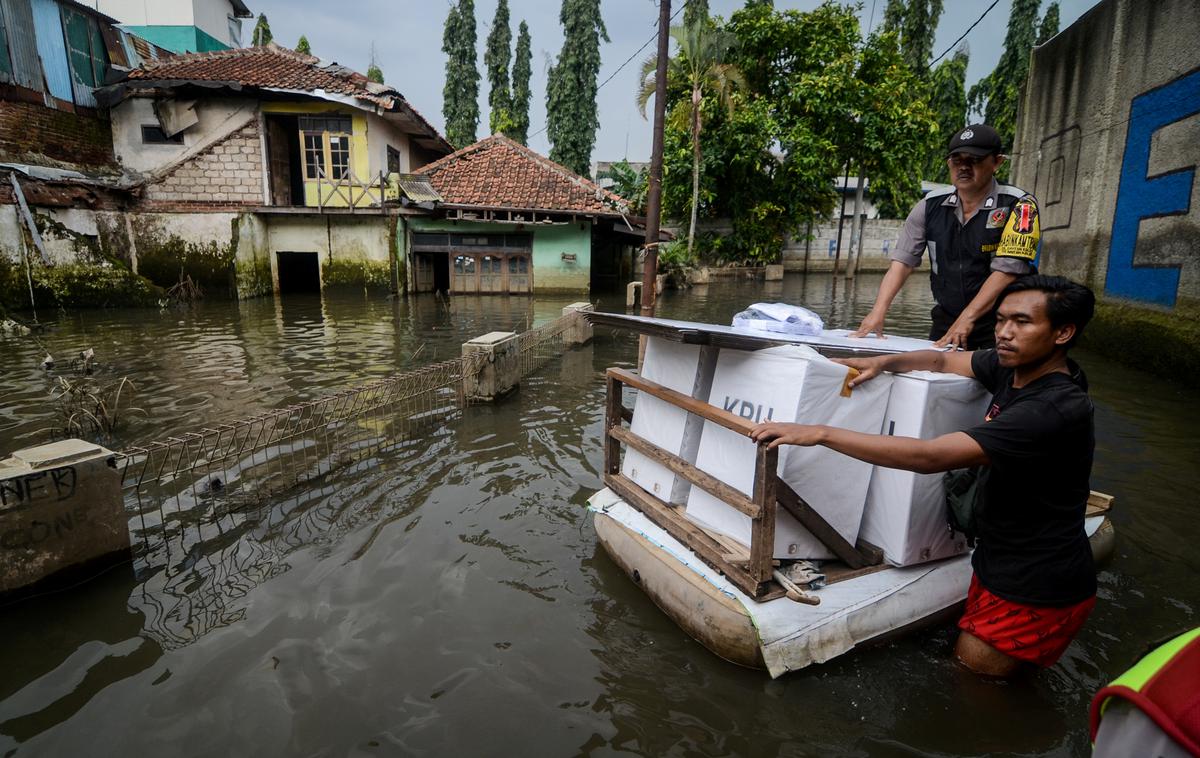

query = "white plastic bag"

[731,302,824,336]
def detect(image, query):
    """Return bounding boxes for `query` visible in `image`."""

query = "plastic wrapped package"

[622,338,720,505]
[684,344,893,559]
[859,371,991,566]
[731,303,824,336]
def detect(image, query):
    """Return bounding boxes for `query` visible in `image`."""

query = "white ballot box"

[684,344,893,559]
[622,338,720,505]
[859,370,991,566]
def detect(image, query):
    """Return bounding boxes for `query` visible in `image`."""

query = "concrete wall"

[1011,0,1200,309]
[365,114,412,176]
[264,215,393,291]
[111,96,256,175]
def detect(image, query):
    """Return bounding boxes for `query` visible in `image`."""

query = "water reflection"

[0,277,1195,756]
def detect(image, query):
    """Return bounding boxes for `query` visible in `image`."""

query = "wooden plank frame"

[601,367,881,603]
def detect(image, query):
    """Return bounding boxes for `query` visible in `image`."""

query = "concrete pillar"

[764,264,784,281]
[626,281,642,308]
[462,331,520,402]
[562,302,594,346]
[1,439,128,597]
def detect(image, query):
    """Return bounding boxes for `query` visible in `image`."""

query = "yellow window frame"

[300,129,353,181]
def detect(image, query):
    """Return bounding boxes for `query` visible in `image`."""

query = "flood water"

[1,274,1196,756]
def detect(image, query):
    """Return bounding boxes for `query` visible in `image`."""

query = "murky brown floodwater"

[0,274,1196,756]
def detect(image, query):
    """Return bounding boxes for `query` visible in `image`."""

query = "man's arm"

[833,349,975,388]
[748,425,989,475]
[933,270,1018,348]
[853,200,926,338]
[852,260,915,338]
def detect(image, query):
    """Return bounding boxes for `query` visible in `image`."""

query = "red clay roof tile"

[415,134,628,215]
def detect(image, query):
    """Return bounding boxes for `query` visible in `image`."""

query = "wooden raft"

[603,367,883,603]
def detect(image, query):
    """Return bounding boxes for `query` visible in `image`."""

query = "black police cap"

[946,124,1003,157]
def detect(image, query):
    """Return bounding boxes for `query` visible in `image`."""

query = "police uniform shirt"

[889,179,1041,335]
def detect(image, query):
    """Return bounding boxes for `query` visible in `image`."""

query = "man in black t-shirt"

[751,275,1097,676]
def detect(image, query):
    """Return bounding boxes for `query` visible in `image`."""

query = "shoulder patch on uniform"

[995,196,1040,262]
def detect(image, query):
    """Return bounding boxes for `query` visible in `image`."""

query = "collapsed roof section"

[97,44,452,154]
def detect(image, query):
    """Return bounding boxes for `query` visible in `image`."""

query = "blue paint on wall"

[1105,67,1200,306]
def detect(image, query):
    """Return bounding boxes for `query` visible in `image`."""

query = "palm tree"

[637,19,743,259]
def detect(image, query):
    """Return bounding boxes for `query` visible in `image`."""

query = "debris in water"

[41,353,54,370]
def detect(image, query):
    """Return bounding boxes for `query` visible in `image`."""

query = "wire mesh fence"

[112,309,587,647]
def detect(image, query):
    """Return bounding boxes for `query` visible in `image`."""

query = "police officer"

[853,124,1041,349]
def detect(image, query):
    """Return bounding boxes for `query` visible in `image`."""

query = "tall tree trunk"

[688,86,702,260]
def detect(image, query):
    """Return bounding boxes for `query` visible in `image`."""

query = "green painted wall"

[121,26,228,54]
[409,218,591,293]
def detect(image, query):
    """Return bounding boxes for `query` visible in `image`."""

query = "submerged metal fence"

[112,309,588,648]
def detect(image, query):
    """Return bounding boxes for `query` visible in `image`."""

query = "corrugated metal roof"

[31,0,73,102]
[396,174,442,204]
[2,0,45,91]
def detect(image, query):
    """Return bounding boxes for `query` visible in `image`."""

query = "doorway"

[265,114,304,206]
[277,251,320,293]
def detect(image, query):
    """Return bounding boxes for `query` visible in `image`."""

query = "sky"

[245,0,1103,164]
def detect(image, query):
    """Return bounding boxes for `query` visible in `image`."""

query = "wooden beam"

[610,425,761,518]
[749,444,778,584]
[606,367,755,438]
[775,480,879,569]
[604,374,623,476]
[604,473,785,601]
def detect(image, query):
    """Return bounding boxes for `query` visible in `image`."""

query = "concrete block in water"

[462,331,519,402]
[562,302,594,346]
[0,439,128,596]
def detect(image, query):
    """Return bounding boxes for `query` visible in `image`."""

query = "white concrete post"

[0,439,128,597]
[562,302,594,347]
[626,281,642,308]
[462,331,520,402]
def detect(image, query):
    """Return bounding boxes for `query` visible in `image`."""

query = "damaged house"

[2,23,639,307]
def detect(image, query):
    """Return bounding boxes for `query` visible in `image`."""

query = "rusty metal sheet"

[99,21,126,68]
[1,0,44,92]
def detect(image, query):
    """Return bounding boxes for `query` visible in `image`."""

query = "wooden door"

[266,118,293,206]
[414,254,435,292]
[451,254,479,293]
[480,255,504,293]
[507,254,531,293]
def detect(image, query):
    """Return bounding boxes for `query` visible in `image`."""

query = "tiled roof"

[119,44,450,152]
[126,44,391,105]
[415,135,628,216]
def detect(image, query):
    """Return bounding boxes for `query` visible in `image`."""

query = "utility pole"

[640,0,670,321]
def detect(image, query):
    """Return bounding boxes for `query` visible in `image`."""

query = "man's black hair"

[999,275,1095,348]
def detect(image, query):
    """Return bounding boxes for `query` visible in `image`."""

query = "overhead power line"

[928,0,1001,67]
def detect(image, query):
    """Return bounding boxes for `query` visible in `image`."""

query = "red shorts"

[957,574,1096,667]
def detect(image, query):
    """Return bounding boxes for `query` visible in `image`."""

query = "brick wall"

[143,122,263,207]
[0,100,115,169]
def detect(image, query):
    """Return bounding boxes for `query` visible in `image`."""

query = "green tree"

[653,2,936,263]
[366,44,384,84]
[509,21,533,143]
[684,0,710,30]
[1036,2,1060,45]
[638,17,744,258]
[881,0,905,33]
[485,0,513,135]
[597,160,648,214]
[546,0,609,175]
[442,0,480,149]
[899,0,943,74]
[924,46,969,180]
[251,14,272,46]
[968,0,1041,153]
[296,35,311,55]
